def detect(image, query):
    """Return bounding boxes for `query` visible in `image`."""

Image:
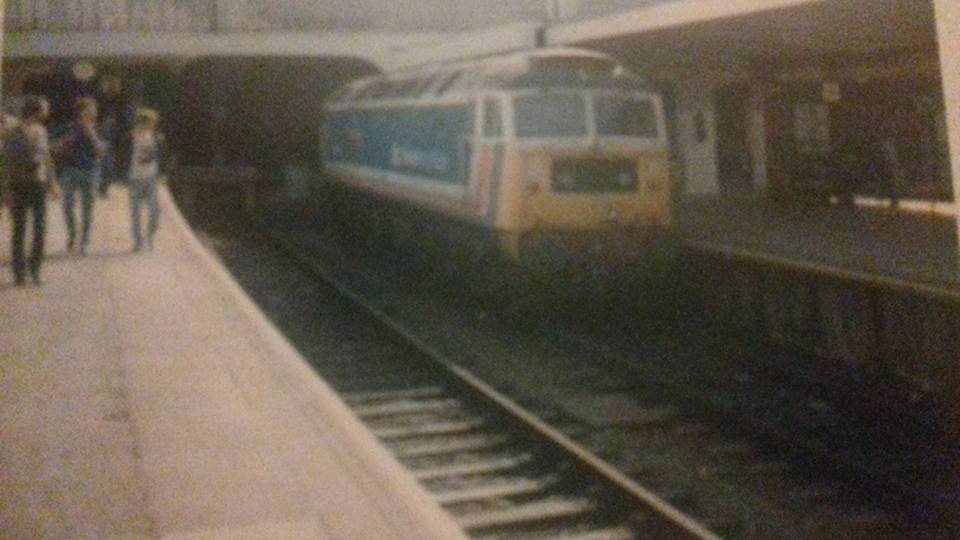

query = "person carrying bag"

[3,96,57,285]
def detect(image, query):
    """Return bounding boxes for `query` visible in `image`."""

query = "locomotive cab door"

[470,96,508,223]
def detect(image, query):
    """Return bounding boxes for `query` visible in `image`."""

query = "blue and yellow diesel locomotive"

[321,47,671,261]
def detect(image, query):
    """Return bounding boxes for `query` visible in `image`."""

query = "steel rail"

[260,224,722,540]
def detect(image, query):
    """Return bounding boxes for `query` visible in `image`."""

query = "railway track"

[254,231,720,540]
[194,214,940,539]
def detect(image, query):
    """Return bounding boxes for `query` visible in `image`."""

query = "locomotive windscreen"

[513,93,659,140]
[595,96,659,138]
[514,94,587,138]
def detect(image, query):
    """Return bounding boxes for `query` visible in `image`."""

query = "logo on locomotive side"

[390,145,451,176]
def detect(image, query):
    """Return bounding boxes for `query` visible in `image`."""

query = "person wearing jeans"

[121,108,167,252]
[60,97,107,255]
[3,96,54,285]
[10,182,48,283]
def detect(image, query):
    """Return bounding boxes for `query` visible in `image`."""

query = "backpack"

[4,126,43,185]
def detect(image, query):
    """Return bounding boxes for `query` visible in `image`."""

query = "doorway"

[715,83,753,195]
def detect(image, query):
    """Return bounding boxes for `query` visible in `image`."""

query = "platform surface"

[676,195,960,291]
[0,185,466,540]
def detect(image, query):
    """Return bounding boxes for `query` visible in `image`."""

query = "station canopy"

[548,0,938,71]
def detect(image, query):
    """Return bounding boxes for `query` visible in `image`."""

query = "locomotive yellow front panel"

[510,148,671,234]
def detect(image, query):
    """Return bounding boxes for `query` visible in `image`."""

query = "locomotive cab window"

[514,93,587,138]
[595,95,659,138]
[483,99,503,138]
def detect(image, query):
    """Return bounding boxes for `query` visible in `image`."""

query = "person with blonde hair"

[121,108,167,252]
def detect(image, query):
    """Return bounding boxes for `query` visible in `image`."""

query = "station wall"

[657,65,769,198]
[691,249,960,437]
[661,49,950,203]
[746,85,770,190]
[763,54,948,203]
[673,76,720,196]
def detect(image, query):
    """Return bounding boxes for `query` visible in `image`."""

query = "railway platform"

[0,186,466,539]
[676,194,960,292]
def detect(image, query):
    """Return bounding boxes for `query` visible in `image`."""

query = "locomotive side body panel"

[324,100,485,223]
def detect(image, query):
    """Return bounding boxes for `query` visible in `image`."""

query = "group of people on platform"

[0,95,169,286]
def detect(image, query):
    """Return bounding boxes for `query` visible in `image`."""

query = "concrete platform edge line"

[158,186,467,540]
[686,238,960,302]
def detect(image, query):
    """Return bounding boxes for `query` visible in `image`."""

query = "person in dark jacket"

[120,108,167,252]
[99,85,134,197]
[60,97,107,255]
[3,96,54,285]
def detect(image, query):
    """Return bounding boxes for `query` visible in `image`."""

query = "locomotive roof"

[327,47,649,105]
